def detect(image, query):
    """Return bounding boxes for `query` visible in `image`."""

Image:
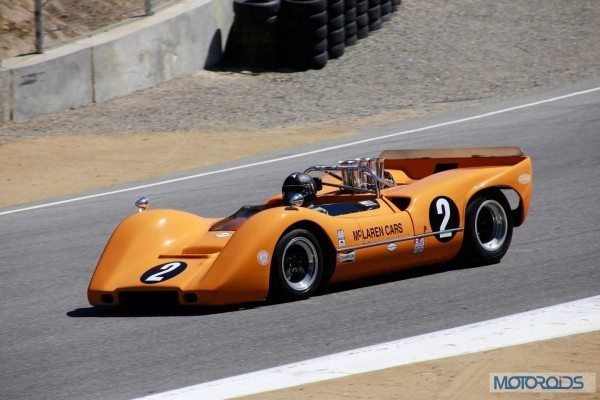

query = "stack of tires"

[355,0,369,39]
[278,0,329,69]
[380,0,392,22]
[367,0,382,31]
[327,0,346,58]
[344,0,357,46]
[224,0,401,69]
[226,0,281,68]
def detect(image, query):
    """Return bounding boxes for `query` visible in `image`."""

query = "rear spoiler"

[379,146,524,160]
[379,147,528,180]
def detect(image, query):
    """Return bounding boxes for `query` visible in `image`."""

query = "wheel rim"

[281,237,318,292]
[475,199,508,252]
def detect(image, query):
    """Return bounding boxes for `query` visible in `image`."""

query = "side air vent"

[390,197,411,211]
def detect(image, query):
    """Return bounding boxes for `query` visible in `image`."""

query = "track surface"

[1,82,599,399]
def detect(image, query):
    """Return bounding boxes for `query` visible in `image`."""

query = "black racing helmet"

[282,172,320,206]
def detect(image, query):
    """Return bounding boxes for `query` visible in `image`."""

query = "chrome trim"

[282,237,319,291]
[336,227,464,252]
[475,199,508,251]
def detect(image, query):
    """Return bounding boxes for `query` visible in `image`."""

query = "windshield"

[209,205,263,231]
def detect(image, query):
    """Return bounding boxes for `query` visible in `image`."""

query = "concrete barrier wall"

[0,68,11,123]
[0,0,233,124]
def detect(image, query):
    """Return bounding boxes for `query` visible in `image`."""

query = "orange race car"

[88,147,532,307]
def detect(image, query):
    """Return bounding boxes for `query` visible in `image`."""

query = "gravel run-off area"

[1,0,599,143]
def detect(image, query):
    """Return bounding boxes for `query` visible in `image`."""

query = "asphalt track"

[1,81,599,399]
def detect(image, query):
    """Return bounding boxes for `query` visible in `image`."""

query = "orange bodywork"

[88,147,532,306]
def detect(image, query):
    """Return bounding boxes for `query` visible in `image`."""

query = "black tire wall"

[225,0,281,68]
[327,0,346,58]
[344,0,358,45]
[278,0,329,69]
[224,0,401,69]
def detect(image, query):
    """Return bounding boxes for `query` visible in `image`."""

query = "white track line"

[137,295,600,400]
[2,85,600,217]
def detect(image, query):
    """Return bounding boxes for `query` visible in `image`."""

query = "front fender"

[88,209,215,294]
[190,206,359,304]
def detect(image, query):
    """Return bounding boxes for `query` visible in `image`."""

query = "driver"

[282,173,327,214]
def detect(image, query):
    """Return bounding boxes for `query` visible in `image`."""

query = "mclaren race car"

[88,147,532,307]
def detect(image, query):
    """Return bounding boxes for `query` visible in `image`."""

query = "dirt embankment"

[0,0,177,60]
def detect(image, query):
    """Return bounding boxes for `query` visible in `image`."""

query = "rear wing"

[380,147,528,179]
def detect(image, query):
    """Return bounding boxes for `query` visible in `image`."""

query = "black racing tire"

[328,27,346,45]
[306,10,329,25]
[460,191,514,266]
[345,7,357,22]
[270,229,324,300]
[328,14,345,30]
[345,33,358,45]
[311,51,329,68]
[328,0,345,16]
[313,38,328,53]
[265,14,278,27]
[280,0,327,16]
[357,24,369,38]
[328,41,345,58]
[345,20,358,36]
[368,5,381,22]
[380,0,391,17]
[344,0,357,9]
[286,24,328,41]
[369,17,382,31]
[356,12,368,28]
[281,10,327,25]
[234,0,281,19]
[368,0,380,7]
[356,0,368,14]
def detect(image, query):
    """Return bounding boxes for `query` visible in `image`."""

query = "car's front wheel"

[461,191,513,266]
[270,229,323,300]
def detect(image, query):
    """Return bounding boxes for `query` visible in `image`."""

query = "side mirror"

[135,197,149,212]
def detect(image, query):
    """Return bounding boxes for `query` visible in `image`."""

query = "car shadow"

[67,260,485,318]
[319,259,484,296]
[66,302,265,318]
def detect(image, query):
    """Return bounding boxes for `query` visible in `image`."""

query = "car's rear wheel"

[461,191,513,266]
[270,229,323,300]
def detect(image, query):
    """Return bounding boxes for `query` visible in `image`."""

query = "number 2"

[145,262,182,282]
[436,198,452,238]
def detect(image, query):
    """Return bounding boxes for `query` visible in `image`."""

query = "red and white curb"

[137,295,600,400]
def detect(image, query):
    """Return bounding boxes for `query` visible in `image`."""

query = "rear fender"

[387,157,532,239]
[464,157,533,226]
